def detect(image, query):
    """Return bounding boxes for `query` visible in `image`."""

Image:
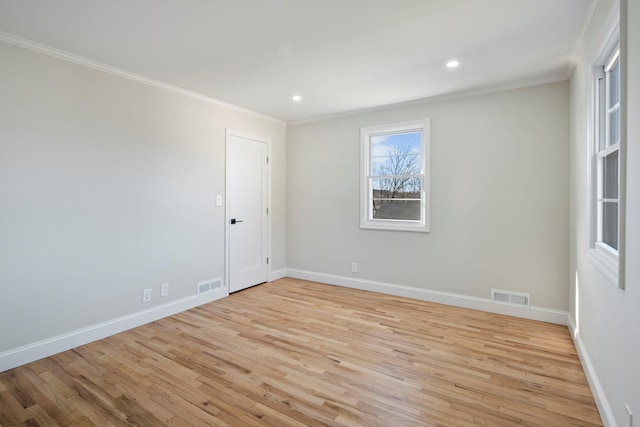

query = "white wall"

[569,0,640,425]
[287,81,570,312]
[0,40,286,355]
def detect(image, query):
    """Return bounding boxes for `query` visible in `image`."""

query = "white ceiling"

[0,0,592,123]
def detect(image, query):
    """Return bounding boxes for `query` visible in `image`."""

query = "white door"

[226,131,269,293]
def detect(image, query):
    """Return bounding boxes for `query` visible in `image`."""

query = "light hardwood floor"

[0,278,601,426]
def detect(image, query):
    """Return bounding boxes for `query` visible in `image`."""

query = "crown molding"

[0,31,285,125]
[288,76,568,127]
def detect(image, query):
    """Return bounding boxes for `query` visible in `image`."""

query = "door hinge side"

[266,257,269,265]
[266,156,269,164]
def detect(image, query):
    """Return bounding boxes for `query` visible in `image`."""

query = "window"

[360,119,430,232]
[590,44,623,284]
[596,49,620,251]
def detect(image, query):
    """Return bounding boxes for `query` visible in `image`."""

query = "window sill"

[360,220,429,233]
[587,243,619,285]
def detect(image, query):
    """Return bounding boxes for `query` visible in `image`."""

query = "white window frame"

[588,35,625,288]
[360,119,430,232]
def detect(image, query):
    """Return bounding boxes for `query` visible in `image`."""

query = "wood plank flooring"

[0,278,602,426]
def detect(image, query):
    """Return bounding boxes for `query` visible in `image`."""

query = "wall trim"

[0,31,284,125]
[0,286,226,373]
[269,268,287,281]
[286,269,568,325]
[567,315,617,427]
[570,0,605,73]
[287,77,568,126]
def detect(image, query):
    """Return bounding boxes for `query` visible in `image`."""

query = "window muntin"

[360,120,430,232]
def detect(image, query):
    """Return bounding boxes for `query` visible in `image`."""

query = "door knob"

[230,218,244,224]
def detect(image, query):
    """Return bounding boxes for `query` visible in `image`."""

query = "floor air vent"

[198,279,222,295]
[491,289,530,307]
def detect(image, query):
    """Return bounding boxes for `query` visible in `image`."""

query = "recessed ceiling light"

[292,95,302,102]
[446,60,460,69]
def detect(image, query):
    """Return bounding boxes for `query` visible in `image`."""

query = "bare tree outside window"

[370,132,422,220]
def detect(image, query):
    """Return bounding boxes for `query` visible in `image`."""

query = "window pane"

[372,156,418,176]
[371,131,422,177]
[371,132,421,157]
[609,60,620,106]
[608,108,620,146]
[372,155,420,176]
[372,157,390,175]
[602,202,618,249]
[598,72,607,151]
[603,150,618,199]
[372,200,421,221]
[372,178,421,199]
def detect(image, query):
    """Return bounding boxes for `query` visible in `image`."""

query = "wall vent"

[491,289,530,307]
[197,279,222,295]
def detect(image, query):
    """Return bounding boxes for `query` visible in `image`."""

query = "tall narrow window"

[360,119,430,232]
[590,45,622,283]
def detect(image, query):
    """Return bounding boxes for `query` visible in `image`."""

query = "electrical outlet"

[161,283,169,297]
[142,288,151,303]
[351,262,358,273]
[626,404,633,427]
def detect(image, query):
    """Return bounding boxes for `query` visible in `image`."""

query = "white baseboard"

[0,285,227,373]
[269,268,287,282]
[568,315,616,427]
[286,269,569,325]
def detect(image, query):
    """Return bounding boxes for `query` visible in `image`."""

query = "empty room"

[0,0,638,426]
